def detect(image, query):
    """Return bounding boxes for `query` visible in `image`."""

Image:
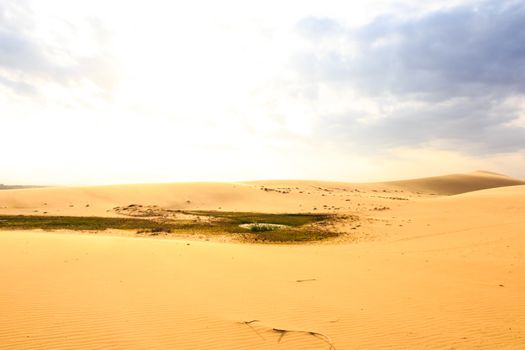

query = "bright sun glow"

[1,0,525,184]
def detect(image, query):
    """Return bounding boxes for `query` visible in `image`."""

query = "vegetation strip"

[0,211,340,242]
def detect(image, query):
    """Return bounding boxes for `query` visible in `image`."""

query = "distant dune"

[0,185,44,191]
[385,170,525,195]
[1,171,525,349]
[0,171,522,217]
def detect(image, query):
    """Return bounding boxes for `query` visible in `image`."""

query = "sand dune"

[385,170,525,195]
[0,171,522,217]
[1,172,525,349]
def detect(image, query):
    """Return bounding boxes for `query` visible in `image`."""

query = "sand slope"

[0,171,522,217]
[1,173,525,349]
[385,170,525,195]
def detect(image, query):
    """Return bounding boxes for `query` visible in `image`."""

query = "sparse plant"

[249,224,276,232]
[0,211,346,243]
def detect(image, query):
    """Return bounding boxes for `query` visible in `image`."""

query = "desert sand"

[1,171,524,349]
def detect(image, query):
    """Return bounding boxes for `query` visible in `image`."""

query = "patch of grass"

[182,211,331,226]
[0,211,340,243]
[173,211,338,242]
[249,228,339,242]
[0,215,174,232]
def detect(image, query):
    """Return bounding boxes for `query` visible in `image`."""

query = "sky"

[1,0,525,185]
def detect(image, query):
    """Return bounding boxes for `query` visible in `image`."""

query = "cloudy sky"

[1,0,525,185]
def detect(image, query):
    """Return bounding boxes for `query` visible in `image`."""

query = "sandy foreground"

[0,171,524,349]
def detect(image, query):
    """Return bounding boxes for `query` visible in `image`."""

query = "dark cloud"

[353,1,525,97]
[321,96,525,154]
[294,1,525,154]
[0,1,118,97]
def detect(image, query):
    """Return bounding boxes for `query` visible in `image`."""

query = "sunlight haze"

[1,0,525,184]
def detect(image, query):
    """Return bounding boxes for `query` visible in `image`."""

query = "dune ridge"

[385,170,525,195]
[0,171,522,217]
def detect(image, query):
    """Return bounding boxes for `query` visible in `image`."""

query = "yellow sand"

[0,171,524,349]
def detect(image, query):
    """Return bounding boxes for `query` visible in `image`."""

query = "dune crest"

[0,171,522,217]
[384,170,524,195]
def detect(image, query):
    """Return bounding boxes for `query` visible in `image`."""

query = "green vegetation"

[246,227,338,242]
[183,211,331,226]
[249,224,278,233]
[0,215,174,231]
[0,211,339,242]
[182,211,338,242]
